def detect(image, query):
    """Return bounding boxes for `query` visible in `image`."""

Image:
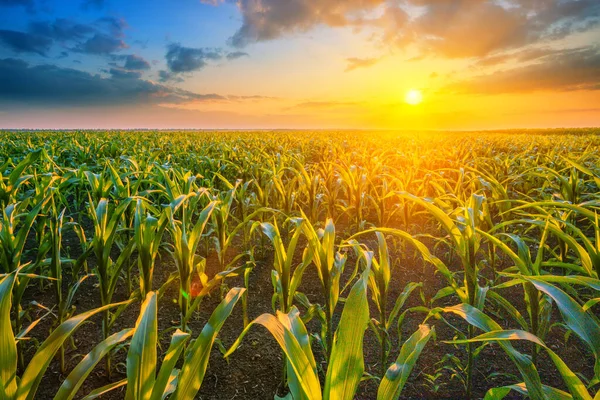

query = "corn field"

[1,129,600,399]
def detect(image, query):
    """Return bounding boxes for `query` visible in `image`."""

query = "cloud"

[226,0,600,61]
[229,0,385,47]
[226,51,249,60]
[0,57,225,107]
[96,17,127,38]
[448,46,600,94]
[345,56,380,72]
[114,54,151,70]
[29,19,96,42]
[158,70,178,82]
[109,67,142,79]
[165,43,222,73]
[74,33,127,54]
[2,17,130,58]
[0,30,52,56]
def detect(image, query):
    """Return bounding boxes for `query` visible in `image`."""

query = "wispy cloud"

[345,57,380,72]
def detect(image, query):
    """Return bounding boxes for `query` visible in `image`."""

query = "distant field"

[1,129,600,399]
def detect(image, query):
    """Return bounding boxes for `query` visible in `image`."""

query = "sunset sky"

[1,0,599,129]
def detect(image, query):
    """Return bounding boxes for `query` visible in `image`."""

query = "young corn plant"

[336,162,369,231]
[0,148,43,207]
[209,176,243,272]
[0,193,53,369]
[60,287,245,400]
[317,162,342,221]
[300,215,347,363]
[46,208,76,374]
[397,192,491,399]
[226,268,434,400]
[349,232,423,377]
[436,302,599,400]
[508,201,600,277]
[292,158,323,222]
[166,193,217,332]
[88,196,136,374]
[258,217,309,314]
[134,199,168,298]
[0,270,130,400]
[477,219,554,364]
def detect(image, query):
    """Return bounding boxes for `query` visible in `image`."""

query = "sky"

[0,0,599,130]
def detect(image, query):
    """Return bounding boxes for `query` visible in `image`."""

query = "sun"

[405,89,423,105]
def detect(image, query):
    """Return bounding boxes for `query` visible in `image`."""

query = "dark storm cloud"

[0,30,52,56]
[165,43,222,73]
[0,57,225,106]
[73,33,127,54]
[448,46,600,94]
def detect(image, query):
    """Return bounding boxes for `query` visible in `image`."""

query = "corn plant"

[0,193,53,368]
[0,149,42,207]
[166,193,216,332]
[336,162,369,230]
[436,302,599,399]
[0,270,129,400]
[47,288,245,399]
[226,268,434,400]
[88,196,135,374]
[300,215,347,362]
[258,217,309,314]
[349,232,423,377]
[209,176,245,271]
[398,192,491,399]
[292,158,323,222]
[134,199,168,297]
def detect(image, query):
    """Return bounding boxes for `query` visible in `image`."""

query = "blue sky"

[0,0,240,78]
[1,0,599,129]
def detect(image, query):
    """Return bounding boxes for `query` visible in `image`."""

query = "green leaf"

[279,308,317,400]
[484,383,572,400]
[54,329,134,400]
[16,300,131,400]
[377,324,434,400]
[224,309,322,400]
[81,380,127,400]
[126,292,158,400]
[522,276,600,378]
[0,274,17,399]
[150,330,190,400]
[440,304,545,399]
[324,268,370,400]
[174,287,245,399]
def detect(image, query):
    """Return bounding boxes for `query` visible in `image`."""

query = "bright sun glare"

[405,89,423,105]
